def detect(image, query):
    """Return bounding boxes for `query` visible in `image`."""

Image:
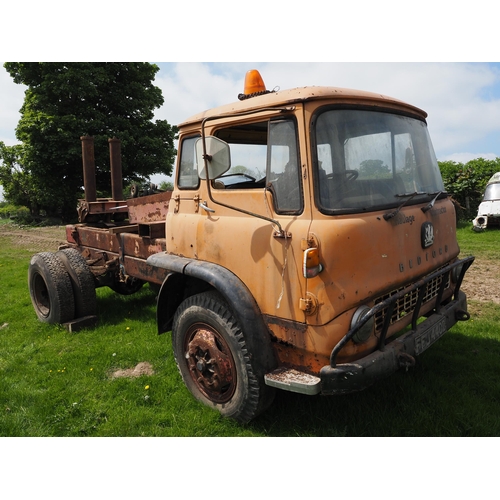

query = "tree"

[0,63,177,220]
[359,159,391,178]
[228,165,263,178]
[158,180,174,192]
[0,142,37,213]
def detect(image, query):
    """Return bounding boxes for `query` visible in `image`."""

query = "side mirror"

[195,136,231,180]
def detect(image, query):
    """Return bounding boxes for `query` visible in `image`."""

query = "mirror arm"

[199,111,292,236]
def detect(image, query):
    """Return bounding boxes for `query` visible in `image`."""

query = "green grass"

[1,221,499,436]
[456,220,500,259]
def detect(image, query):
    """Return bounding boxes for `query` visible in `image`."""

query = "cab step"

[265,367,321,395]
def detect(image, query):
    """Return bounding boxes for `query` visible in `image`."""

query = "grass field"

[1,220,499,438]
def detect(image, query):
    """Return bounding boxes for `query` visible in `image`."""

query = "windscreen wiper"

[421,191,447,213]
[383,192,425,221]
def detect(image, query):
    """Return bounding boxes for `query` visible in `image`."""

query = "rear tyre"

[172,290,275,423]
[56,248,97,318]
[28,252,75,324]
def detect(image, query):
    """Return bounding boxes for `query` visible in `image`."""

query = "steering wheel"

[345,170,358,181]
[326,170,359,182]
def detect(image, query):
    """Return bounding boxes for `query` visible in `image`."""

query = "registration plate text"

[414,317,447,355]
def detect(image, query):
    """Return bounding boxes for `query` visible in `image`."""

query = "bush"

[0,203,31,221]
[439,158,500,221]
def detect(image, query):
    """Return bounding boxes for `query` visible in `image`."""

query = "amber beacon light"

[238,70,270,100]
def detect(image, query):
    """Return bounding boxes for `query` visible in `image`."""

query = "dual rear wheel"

[28,249,96,324]
[29,253,275,422]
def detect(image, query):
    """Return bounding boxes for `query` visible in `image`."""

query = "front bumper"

[473,214,500,231]
[320,290,469,395]
[264,257,474,396]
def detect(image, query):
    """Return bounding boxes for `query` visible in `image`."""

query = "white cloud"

[152,62,500,161]
[153,63,239,126]
[3,62,500,181]
[0,65,26,145]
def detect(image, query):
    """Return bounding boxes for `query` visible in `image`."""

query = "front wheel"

[172,291,274,423]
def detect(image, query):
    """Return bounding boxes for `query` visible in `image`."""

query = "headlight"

[350,305,374,344]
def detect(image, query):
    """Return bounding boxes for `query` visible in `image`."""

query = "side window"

[267,120,302,213]
[214,122,267,189]
[177,136,200,189]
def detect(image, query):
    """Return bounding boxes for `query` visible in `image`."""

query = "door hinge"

[174,194,180,213]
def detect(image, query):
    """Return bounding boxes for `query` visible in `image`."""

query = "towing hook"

[455,309,471,322]
[398,352,416,371]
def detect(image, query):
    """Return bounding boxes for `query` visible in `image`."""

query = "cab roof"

[178,85,427,128]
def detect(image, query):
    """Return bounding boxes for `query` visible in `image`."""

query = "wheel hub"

[186,326,236,403]
[33,274,50,316]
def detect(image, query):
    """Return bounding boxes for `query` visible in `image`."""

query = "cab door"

[166,134,202,259]
[194,115,311,322]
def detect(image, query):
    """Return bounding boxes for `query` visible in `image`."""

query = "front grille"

[374,270,450,333]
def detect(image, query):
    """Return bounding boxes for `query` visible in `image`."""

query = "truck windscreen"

[313,108,444,213]
[483,183,500,201]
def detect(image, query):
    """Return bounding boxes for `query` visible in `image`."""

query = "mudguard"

[147,252,277,376]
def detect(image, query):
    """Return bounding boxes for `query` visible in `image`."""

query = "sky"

[2,61,500,201]
[1,2,499,201]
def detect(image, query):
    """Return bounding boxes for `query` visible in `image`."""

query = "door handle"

[199,201,215,213]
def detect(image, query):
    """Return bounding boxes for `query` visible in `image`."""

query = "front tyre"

[172,291,274,423]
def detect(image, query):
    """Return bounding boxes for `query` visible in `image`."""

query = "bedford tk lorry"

[29,69,474,423]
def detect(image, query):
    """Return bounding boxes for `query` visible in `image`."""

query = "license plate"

[414,317,447,355]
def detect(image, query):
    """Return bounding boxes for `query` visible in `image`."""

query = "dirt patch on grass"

[110,362,155,379]
[0,223,67,253]
[461,258,500,305]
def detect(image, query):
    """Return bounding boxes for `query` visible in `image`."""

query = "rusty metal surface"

[185,326,236,403]
[108,137,123,201]
[127,191,171,224]
[179,86,427,129]
[138,222,166,239]
[64,224,166,282]
[81,136,96,202]
[329,256,475,367]
[264,367,321,395]
[69,225,165,258]
[122,255,169,284]
[77,199,129,223]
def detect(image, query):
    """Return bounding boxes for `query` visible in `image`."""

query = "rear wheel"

[28,252,75,324]
[56,248,97,318]
[172,291,274,423]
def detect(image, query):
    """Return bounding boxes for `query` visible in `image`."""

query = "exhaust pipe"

[80,136,97,202]
[108,137,123,201]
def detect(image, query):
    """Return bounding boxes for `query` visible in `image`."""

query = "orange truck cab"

[146,70,474,422]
